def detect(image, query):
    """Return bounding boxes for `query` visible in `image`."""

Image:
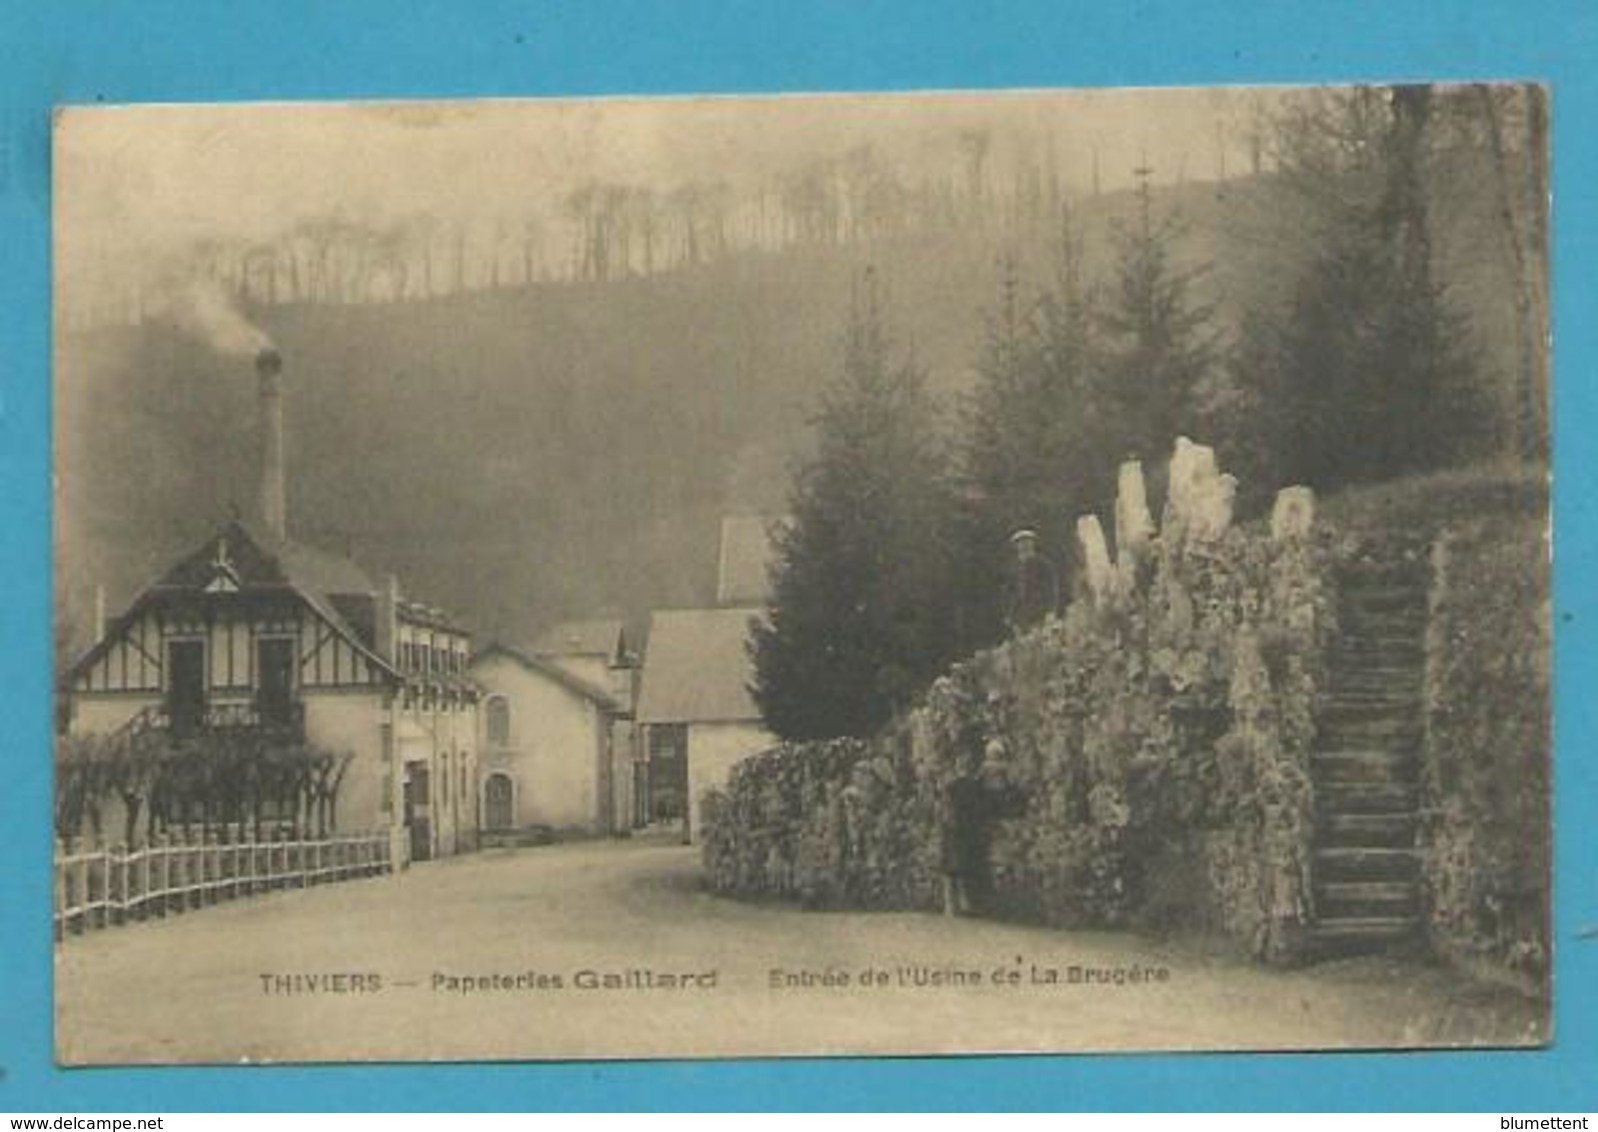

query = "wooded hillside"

[55,127,1536,657]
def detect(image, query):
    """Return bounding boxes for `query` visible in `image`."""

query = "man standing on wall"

[1004,528,1060,635]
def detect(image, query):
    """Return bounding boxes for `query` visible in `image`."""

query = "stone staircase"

[1308,550,1431,957]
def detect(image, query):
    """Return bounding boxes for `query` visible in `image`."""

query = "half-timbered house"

[63,519,480,862]
[62,346,479,863]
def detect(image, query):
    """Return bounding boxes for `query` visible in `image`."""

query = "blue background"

[1,0,1594,1112]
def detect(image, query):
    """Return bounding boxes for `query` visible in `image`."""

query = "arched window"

[486,695,511,746]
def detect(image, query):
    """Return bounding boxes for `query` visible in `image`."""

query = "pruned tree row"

[55,730,355,847]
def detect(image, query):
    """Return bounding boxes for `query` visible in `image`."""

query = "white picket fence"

[53,827,393,940]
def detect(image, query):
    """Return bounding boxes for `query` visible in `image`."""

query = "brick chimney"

[375,573,400,664]
[256,346,286,542]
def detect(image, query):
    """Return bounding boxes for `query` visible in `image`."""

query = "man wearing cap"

[1003,528,1060,634]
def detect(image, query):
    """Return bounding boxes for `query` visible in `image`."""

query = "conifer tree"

[958,213,1101,646]
[1230,86,1484,491]
[750,270,962,740]
[1097,171,1217,470]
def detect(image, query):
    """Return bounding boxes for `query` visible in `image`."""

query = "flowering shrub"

[703,518,1333,962]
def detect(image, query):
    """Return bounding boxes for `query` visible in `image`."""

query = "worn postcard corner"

[52,83,1551,1064]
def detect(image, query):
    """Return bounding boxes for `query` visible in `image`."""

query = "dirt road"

[55,837,1542,1064]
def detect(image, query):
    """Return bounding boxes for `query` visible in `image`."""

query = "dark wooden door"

[166,640,206,737]
[646,724,688,825]
[484,773,513,830]
[404,763,432,862]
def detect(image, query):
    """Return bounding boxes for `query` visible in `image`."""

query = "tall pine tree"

[958,212,1102,646]
[750,270,963,740]
[1230,86,1484,491]
[1097,171,1218,470]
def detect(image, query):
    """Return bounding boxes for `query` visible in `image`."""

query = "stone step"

[1337,615,1429,638]
[1341,590,1428,607]
[1340,588,1430,615]
[1316,703,1419,729]
[1318,715,1424,746]
[1314,846,1420,882]
[1333,639,1427,661]
[1342,601,1431,620]
[1329,664,1425,686]
[1316,811,1418,847]
[1332,636,1428,658]
[1316,881,1420,919]
[1337,579,1429,601]
[1317,731,1422,757]
[1316,781,1419,814]
[1319,713,1424,737]
[1324,686,1424,705]
[1308,916,1424,958]
[1322,689,1424,712]
[1311,749,1417,784]
[1342,578,1431,597]
[1329,679,1424,700]
[1329,654,1427,676]
[1310,556,1432,961]
[1342,550,1431,575]
[1339,552,1430,576]
[1338,556,1430,581]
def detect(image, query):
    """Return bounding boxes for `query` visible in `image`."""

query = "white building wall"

[393,695,479,859]
[608,718,636,835]
[302,689,390,835]
[71,694,161,737]
[473,654,607,832]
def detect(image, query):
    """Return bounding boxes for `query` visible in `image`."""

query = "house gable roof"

[151,519,375,596]
[69,520,399,684]
[636,607,764,725]
[471,643,620,711]
[530,618,629,664]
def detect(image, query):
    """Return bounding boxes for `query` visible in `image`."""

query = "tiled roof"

[636,607,764,725]
[396,598,470,634]
[153,519,375,597]
[531,618,628,662]
[471,643,620,710]
[72,519,406,683]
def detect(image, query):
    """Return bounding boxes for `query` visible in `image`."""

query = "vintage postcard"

[52,84,1551,1064]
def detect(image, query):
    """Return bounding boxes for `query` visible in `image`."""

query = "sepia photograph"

[51,83,1551,1064]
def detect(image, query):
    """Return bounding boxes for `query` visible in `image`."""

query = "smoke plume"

[157,277,274,358]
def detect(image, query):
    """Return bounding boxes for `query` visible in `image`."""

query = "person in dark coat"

[1003,528,1060,635]
[939,740,1027,917]
[939,772,988,916]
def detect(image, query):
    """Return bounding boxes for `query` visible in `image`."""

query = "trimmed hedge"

[703,519,1334,963]
[706,464,1551,983]
[1421,514,1551,984]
